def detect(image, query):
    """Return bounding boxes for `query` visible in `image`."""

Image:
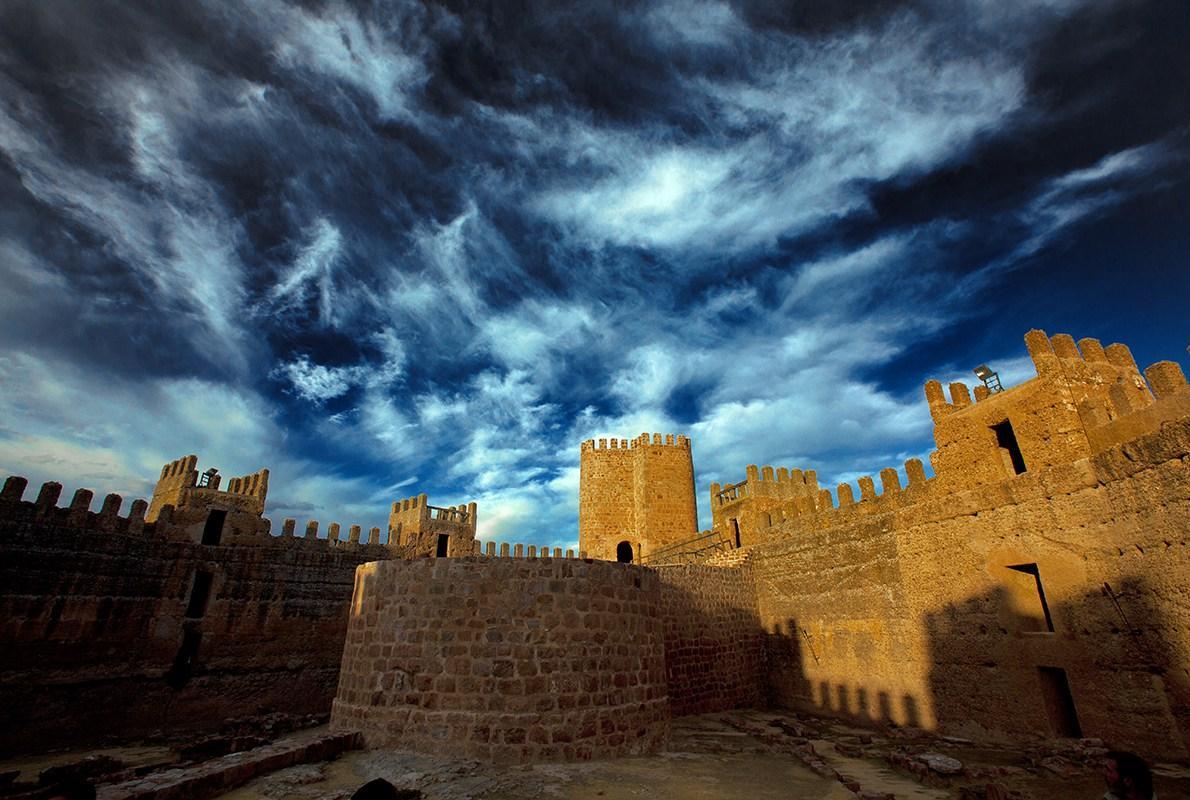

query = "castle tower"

[388,493,477,557]
[146,454,270,543]
[922,329,1171,492]
[579,433,698,562]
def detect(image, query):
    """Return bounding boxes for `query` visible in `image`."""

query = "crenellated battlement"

[469,539,585,559]
[579,430,699,562]
[278,516,388,549]
[710,328,1188,554]
[0,471,405,556]
[711,465,820,509]
[225,468,269,500]
[0,475,150,535]
[923,330,1183,425]
[711,452,940,547]
[387,491,478,557]
[922,329,1189,490]
[147,454,269,527]
[581,432,691,452]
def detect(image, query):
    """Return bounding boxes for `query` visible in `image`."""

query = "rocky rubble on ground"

[719,709,1134,800]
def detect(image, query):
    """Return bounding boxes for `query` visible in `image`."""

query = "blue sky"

[1,0,1187,549]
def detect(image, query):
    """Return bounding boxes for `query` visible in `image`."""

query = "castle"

[1,329,1187,767]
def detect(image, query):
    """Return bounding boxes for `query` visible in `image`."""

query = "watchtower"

[578,433,698,562]
[146,454,270,543]
[388,493,478,557]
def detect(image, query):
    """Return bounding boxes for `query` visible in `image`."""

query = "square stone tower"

[388,493,477,557]
[578,433,698,562]
[146,454,270,543]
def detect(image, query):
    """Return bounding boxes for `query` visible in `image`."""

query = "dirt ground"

[213,711,1190,800]
[5,711,1188,799]
[217,715,852,800]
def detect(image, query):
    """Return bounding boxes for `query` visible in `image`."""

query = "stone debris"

[919,753,964,775]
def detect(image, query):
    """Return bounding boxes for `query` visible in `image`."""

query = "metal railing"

[640,528,735,566]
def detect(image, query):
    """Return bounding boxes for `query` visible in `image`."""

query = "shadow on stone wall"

[0,518,368,758]
[922,574,1189,761]
[660,580,766,717]
[764,617,923,729]
[759,570,1188,764]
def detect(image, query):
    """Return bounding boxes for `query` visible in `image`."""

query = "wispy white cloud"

[959,139,1179,293]
[530,12,1026,251]
[274,355,362,403]
[269,218,344,326]
[0,68,253,372]
[269,0,429,121]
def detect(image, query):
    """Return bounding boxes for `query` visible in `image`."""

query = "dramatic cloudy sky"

[1,0,1187,548]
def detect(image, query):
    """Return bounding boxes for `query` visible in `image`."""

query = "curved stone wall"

[331,557,669,763]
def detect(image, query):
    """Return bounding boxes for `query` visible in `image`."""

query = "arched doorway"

[616,540,634,563]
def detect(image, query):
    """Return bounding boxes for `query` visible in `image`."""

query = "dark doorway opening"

[731,519,741,548]
[436,534,450,557]
[185,570,214,619]
[202,510,227,545]
[1007,563,1055,631]
[166,628,202,689]
[991,420,1027,475]
[1038,666,1082,737]
[616,540,634,563]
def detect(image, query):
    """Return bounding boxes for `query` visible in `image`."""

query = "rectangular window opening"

[1007,563,1055,632]
[436,533,450,558]
[201,509,227,545]
[1037,666,1082,738]
[185,570,214,619]
[731,518,741,548]
[991,420,1027,475]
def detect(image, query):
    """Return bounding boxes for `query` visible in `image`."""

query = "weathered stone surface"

[655,564,763,716]
[920,753,963,775]
[579,433,698,561]
[95,730,359,800]
[0,486,393,754]
[330,557,670,763]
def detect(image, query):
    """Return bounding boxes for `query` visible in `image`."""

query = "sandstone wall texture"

[331,557,669,763]
[388,493,478,557]
[579,433,697,561]
[714,331,1190,760]
[0,479,392,757]
[656,564,763,716]
[748,417,1189,758]
[712,466,821,548]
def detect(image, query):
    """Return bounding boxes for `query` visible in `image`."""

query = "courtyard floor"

[5,710,1189,799]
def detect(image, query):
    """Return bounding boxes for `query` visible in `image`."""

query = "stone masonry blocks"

[331,557,670,763]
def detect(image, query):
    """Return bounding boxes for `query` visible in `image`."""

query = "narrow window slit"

[992,420,1027,475]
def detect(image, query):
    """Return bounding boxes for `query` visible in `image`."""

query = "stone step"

[96,730,360,800]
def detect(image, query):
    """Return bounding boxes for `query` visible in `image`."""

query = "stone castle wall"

[579,433,698,561]
[0,481,392,756]
[713,331,1190,760]
[330,557,669,763]
[746,414,1190,758]
[388,493,478,558]
[633,435,700,554]
[656,564,764,716]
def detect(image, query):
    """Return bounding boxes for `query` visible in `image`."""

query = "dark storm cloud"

[1,0,1187,543]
